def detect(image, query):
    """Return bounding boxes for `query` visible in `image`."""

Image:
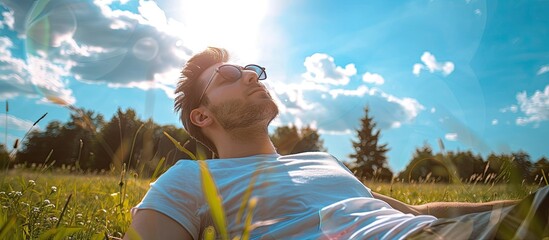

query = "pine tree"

[350,107,393,181]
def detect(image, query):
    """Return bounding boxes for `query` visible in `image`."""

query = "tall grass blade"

[203,226,216,240]
[150,157,166,183]
[75,139,83,171]
[437,138,460,184]
[38,227,82,240]
[163,131,197,160]
[241,197,258,240]
[56,193,72,228]
[121,123,145,208]
[542,169,548,186]
[33,113,48,127]
[4,100,7,150]
[41,149,54,170]
[199,160,228,240]
[236,167,261,224]
[125,226,143,240]
[119,164,126,208]
[127,124,145,171]
[10,112,48,155]
[0,215,16,239]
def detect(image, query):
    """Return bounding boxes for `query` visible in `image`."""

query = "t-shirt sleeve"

[328,153,374,195]
[131,160,202,240]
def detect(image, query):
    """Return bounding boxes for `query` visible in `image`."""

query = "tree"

[63,109,105,170]
[95,108,144,171]
[397,143,446,182]
[531,156,549,184]
[350,107,392,182]
[270,125,326,155]
[292,125,326,154]
[485,153,514,184]
[0,144,8,169]
[511,151,533,183]
[14,107,209,173]
[14,108,106,170]
[270,126,300,155]
[450,150,485,182]
[16,121,64,167]
[136,122,213,177]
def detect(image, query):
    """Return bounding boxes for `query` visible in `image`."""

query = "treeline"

[396,144,549,185]
[349,107,549,184]
[3,108,202,177]
[2,107,548,184]
[1,108,326,177]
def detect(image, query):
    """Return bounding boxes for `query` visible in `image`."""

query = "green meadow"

[0,167,543,239]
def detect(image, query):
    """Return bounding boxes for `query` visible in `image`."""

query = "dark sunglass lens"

[246,65,266,80]
[219,65,241,81]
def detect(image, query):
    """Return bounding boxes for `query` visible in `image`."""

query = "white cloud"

[0,8,14,30]
[0,36,75,105]
[362,72,385,85]
[445,133,458,141]
[297,53,423,130]
[391,122,402,128]
[318,129,353,135]
[302,53,357,86]
[500,105,518,113]
[0,114,38,131]
[412,64,423,76]
[474,9,482,16]
[138,0,168,29]
[0,0,192,102]
[537,65,549,75]
[430,107,436,113]
[515,85,549,126]
[413,52,455,76]
[27,56,76,105]
[328,85,373,99]
[491,119,498,125]
[382,93,425,122]
[273,78,425,136]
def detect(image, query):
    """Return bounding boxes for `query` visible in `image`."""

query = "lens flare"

[23,0,139,106]
[24,0,77,106]
[132,37,159,61]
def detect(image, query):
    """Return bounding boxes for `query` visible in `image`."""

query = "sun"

[180,0,270,63]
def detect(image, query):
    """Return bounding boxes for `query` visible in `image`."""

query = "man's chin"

[248,100,278,123]
[260,100,279,117]
[213,99,279,130]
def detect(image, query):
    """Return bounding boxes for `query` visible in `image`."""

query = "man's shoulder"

[280,151,338,161]
[169,159,200,170]
[154,159,200,183]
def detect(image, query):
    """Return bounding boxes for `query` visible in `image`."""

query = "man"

[125,47,548,239]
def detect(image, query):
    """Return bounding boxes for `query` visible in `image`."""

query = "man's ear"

[189,108,213,128]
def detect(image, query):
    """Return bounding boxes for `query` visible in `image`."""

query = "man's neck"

[213,125,277,159]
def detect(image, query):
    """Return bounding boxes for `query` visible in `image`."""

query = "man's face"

[196,62,279,130]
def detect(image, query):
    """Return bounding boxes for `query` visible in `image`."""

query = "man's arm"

[124,209,193,240]
[372,192,518,218]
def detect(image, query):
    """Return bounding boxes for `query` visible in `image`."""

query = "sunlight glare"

[180,0,269,62]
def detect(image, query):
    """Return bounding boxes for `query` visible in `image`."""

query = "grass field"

[0,168,543,239]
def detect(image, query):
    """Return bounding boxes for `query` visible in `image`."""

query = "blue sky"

[0,0,548,172]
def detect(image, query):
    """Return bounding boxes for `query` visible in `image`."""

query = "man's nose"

[242,71,259,84]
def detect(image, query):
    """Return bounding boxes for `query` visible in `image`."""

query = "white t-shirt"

[132,152,436,239]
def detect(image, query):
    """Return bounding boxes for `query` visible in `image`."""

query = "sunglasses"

[198,64,267,104]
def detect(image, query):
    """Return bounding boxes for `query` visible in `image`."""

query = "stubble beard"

[210,98,279,131]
